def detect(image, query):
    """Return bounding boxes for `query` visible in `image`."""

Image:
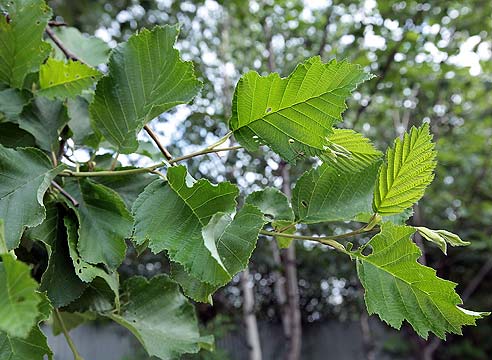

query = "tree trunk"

[279,162,302,360]
[241,268,262,360]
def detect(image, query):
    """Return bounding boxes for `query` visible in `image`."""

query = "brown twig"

[48,20,67,27]
[143,124,174,162]
[51,181,79,207]
[45,26,86,64]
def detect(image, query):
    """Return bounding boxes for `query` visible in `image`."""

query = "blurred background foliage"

[47,0,491,359]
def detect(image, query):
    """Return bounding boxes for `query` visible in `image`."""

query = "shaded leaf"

[0,88,31,119]
[90,25,201,153]
[0,122,36,148]
[16,96,69,152]
[64,178,132,269]
[292,161,380,224]
[107,275,204,360]
[67,95,101,148]
[0,146,64,249]
[0,325,53,360]
[229,57,373,162]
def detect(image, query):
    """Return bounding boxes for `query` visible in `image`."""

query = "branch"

[59,146,242,177]
[45,26,86,64]
[51,181,79,207]
[54,309,84,360]
[143,124,174,162]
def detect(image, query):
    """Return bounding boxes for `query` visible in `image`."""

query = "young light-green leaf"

[0,0,52,88]
[373,124,437,215]
[107,275,204,360]
[229,57,373,162]
[415,227,470,255]
[355,222,488,339]
[90,25,201,153]
[322,129,383,172]
[39,58,101,99]
[292,161,380,224]
[0,146,64,249]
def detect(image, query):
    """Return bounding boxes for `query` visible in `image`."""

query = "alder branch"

[45,26,86,64]
[143,124,174,162]
[51,181,79,207]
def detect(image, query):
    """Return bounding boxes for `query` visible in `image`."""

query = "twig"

[51,181,79,207]
[48,20,67,27]
[59,146,242,177]
[109,153,119,171]
[54,309,84,360]
[45,27,86,64]
[143,125,174,162]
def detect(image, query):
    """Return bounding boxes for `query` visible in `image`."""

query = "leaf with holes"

[90,25,201,153]
[373,124,437,215]
[355,222,488,339]
[293,161,380,224]
[0,0,52,88]
[229,57,373,162]
[0,146,64,250]
[38,58,101,99]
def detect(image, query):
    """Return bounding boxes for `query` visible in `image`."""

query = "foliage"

[0,0,488,359]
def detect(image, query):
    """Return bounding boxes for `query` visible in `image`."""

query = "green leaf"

[229,57,373,162]
[67,95,101,148]
[245,187,295,248]
[355,222,488,339]
[0,254,42,338]
[172,204,266,302]
[415,227,470,255]
[0,122,36,148]
[39,211,87,307]
[355,207,414,226]
[107,275,204,360]
[64,277,116,314]
[133,166,239,284]
[16,96,69,152]
[322,129,383,172]
[25,200,60,249]
[38,58,101,99]
[0,88,31,119]
[0,325,53,360]
[245,187,294,222]
[64,178,133,269]
[90,25,201,153]
[292,161,380,224]
[47,26,110,67]
[170,263,219,304]
[94,170,156,210]
[373,124,437,215]
[0,146,64,249]
[64,216,119,306]
[0,0,52,88]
